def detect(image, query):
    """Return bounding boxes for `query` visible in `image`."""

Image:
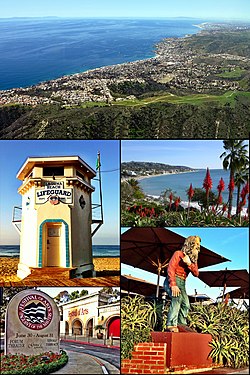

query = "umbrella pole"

[222,283,226,301]
[156,267,161,299]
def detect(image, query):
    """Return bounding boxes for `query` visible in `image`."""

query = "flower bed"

[0,350,68,375]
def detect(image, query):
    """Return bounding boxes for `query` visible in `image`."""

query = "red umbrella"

[121,228,230,298]
[227,286,249,299]
[198,269,249,298]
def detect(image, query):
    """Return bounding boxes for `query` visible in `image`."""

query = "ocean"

[0,244,120,258]
[138,169,238,206]
[0,18,203,90]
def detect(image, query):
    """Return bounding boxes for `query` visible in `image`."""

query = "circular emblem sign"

[18,294,53,330]
[49,195,59,205]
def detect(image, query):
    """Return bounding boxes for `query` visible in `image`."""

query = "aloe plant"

[187,303,249,368]
[122,296,249,368]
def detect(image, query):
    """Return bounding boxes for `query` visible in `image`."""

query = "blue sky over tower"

[1,0,250,20]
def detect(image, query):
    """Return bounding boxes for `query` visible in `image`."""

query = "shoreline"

[134,169,200,181]
[0,19,204,93]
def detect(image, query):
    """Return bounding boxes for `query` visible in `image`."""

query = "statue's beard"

[186,250,199,263]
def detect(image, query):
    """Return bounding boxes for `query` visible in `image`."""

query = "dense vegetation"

[121,161,194,175]
[186,30,250,58]
[121,295,249,369]
[0,96,249,139]
[1,351,68,374]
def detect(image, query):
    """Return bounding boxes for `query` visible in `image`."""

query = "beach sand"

[0,257,120,283]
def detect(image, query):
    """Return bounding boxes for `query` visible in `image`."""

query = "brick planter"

[121,332,213,374]
[151,331,213,371]
[121,342,167,374]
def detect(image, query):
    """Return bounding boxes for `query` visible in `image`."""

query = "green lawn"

[217,67,246,79]
[111,91,250,107]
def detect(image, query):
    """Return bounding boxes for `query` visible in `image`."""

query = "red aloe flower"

[203,168,213,193]
[174,197,181,211]
[217,178,225,194]
[187,183,194,200]
[217,195,223,205]
[169,192,173,204]
[203,168,213,208]
[240,182,249,199]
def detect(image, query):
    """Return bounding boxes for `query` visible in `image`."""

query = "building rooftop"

[16,155,96,180]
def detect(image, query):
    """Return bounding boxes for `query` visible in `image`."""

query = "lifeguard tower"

[12,155,103,280]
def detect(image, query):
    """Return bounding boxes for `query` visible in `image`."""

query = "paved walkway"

[51,350,119,374]
[61,336,120,348]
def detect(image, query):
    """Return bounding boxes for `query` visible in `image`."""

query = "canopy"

[198,269,249,288]
[198,269,249,298]
[121,274,164,298]
[121,228,230,297]
[227,286,249,299]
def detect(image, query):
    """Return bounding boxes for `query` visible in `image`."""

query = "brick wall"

[121,342,167,374]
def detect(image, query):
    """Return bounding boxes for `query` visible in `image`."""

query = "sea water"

[0,18,203,90]
[0,244,120,258]
[138,169,239,206]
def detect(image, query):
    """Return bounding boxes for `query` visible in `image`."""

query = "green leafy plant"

[0,351,68,375]
[121,295,166,359]
[187,303,249,368]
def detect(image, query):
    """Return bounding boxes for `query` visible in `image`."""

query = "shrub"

[121,295,168,359]
[0,351,68,375]
[187,303,249,368]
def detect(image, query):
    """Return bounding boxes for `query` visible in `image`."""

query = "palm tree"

[220,140,249,216]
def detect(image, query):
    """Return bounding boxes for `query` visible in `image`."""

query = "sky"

[0,140,120,245]
[121,140,249,169]
[1,0,250,20]
[121,227,249,301]
[38,286,103,298]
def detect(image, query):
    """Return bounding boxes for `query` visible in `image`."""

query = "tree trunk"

[228,170,234,217]
[236,184,241,216]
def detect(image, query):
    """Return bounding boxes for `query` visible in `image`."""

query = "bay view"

[138,168,234,205]
[0,18,201,90]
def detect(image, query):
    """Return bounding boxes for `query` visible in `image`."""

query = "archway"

[107,316,120,338]
[65,321,69,335]
[38,219,69,267]
[72,319,82,335]
[86,318,94,337]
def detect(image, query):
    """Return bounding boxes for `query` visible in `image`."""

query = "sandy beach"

[121,169,198,183]
[0,257,120,283]
[134,170,198,181]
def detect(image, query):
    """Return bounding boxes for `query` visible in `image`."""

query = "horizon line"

[0,16,250,21]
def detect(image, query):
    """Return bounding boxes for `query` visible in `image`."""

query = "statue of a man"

[163,235,201,332]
